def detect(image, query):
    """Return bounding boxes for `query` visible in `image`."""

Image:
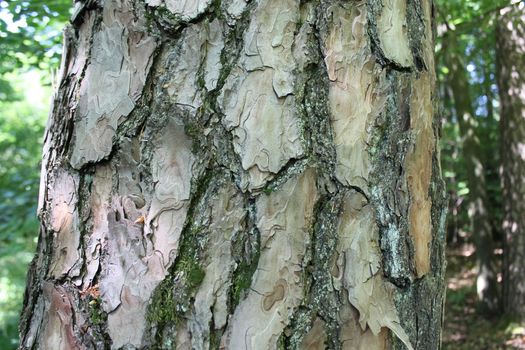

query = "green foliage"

[0,0,69,100]
[0,71,52,349]
[447,285,476,310]
[436,0,513,241]
[0,2,70,346]
[0,71,49,247]
[88,297,107,326]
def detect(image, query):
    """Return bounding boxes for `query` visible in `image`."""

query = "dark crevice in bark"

[19,225,48,348]
[146,0,220,38]
[301,3,338,180]
[229,194,261,310]
[211,124,249,190]
[67,169,93,285]
[278,192,344,350]
[276,307,314,349]
[116,41,166,140]
[215,1,257,91]
[395,274,446,349]
[82,266,112,348]
[406,0,428,71]
[370,71,414,288]
[75,167,112,347]
[261,157,309,194]
[305,192,345,349]
[208,313,222,350]
[299,62,338,178]
[71,0,101,27]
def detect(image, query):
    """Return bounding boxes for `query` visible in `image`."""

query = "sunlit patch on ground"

[443,245,525,350]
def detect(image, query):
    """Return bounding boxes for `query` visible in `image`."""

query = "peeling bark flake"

[405,0,436,278]
[224,170,317,349]
[323,3,386,192]
[334,191,413,350]
[48,169,81,279]
[220,0,304,190]
[70,2,157,169]
[376,0,414,68]
[188,183,246,350]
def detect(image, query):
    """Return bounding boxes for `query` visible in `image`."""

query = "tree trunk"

[443,32,499,315]
[20,1,446,349]
[497,3,525,319]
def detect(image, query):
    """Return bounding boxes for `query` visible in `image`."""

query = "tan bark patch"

[40,283,82,350]
[90,117,194,348]
[300,317,327,350]
[83,165,112,289]
[224,169,318,349]
[163,20,224,109]
[406,73,434,278]
[376,0,413,68]
[147,117,194,267]
[323,3,387,192]
[334,191,413,350]
[262,279,287,311]
[48,170,81,279]
[340,293,388,350]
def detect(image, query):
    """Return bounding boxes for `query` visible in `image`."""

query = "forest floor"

[443,244,525,349]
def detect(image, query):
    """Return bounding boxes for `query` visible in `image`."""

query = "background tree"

[435,0,525,347]
[19,0,446,349]
[442,30,498,314]
[436,0,512,316]
[497,2,525,319]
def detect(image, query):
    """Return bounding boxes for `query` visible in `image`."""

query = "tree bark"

[20,1,446,349]
[497,3,525,319]
[443,32,499,315]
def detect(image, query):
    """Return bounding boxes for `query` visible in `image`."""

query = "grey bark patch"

[224,169,318,349]
[70,10,157,169]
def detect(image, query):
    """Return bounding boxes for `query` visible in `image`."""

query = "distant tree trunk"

[497,4,525,319]
[19,1,446,349]
[443,33,499,315]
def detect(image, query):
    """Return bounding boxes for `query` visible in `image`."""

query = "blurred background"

[0,0,524,349]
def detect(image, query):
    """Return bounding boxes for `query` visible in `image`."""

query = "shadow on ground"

[443,244,525,349]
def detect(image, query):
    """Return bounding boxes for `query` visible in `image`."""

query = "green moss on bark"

[229,197,261,309]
